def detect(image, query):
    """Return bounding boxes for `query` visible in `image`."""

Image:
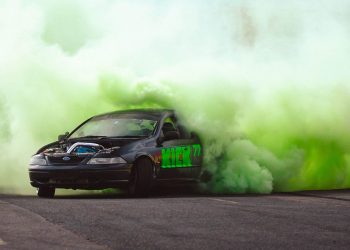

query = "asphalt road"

[0,188,350,250]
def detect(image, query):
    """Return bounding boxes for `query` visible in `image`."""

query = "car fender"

[134,152,156,165]
[133,153,160,177]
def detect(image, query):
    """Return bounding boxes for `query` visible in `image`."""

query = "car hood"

[65,137,141,149]
[35,137,145,165]
[37,137,142,154]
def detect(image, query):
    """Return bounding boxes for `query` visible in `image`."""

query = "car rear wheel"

[37,187,55,198]
[128,158,153,197]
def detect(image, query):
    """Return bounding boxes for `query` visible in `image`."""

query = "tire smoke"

[1,0,350,193]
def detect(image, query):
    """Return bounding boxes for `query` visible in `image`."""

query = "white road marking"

[209,198,239,204]
[0,238,7,246]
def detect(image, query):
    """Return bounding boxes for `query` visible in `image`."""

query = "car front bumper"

[29,163,132,189]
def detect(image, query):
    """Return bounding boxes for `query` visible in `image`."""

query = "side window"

[161,117,177,137]
[161,117,191,140]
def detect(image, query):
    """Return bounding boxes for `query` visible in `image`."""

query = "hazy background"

[1,0,350,194]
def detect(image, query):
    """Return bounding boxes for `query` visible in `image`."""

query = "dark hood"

[37,137,142,154]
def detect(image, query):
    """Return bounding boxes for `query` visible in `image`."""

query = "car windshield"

[69,117,158,139]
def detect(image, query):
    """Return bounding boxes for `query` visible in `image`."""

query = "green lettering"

[175,147,183,167]
[171,148,176,167]
[161,148,172,168]
[162,145,199,168]
[193,144,201,157]
[182,146,192,167]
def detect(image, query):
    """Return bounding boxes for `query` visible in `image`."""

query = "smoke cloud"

[1,0,350,194]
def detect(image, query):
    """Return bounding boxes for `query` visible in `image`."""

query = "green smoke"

[0,0,350,194]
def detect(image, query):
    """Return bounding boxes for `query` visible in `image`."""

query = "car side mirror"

[58,132,69,142]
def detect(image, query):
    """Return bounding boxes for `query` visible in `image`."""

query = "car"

[28,109,203,198]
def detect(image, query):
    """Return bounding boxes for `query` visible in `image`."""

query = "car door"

[158,116,202,179]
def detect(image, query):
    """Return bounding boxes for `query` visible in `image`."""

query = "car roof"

[92,109,174,120]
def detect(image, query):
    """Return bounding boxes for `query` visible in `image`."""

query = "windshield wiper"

[69,135,108,140]
[69,135,149,140]
[109,135,149,139]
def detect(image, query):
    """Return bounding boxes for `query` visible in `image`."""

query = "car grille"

[47,155,86,165]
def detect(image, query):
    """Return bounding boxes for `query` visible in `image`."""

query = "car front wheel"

[37,187,55,198]
[128,158,153,197]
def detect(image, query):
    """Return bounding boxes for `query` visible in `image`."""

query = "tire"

[37,187,55,198]
[128,157,154,197]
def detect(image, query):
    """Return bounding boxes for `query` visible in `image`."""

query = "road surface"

[0,188,349,249]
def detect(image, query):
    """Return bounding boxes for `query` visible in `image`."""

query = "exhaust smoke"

[1,0,350,194]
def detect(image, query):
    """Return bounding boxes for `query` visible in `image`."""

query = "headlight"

[29,155,47,165]
[87,157,127,165]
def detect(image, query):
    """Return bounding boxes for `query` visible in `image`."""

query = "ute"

[28,109,203,198]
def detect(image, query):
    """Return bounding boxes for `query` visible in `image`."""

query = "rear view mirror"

[58,132,69,142]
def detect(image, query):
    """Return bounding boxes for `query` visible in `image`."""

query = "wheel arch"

[132,154,157,178]
[134,153,156,166]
